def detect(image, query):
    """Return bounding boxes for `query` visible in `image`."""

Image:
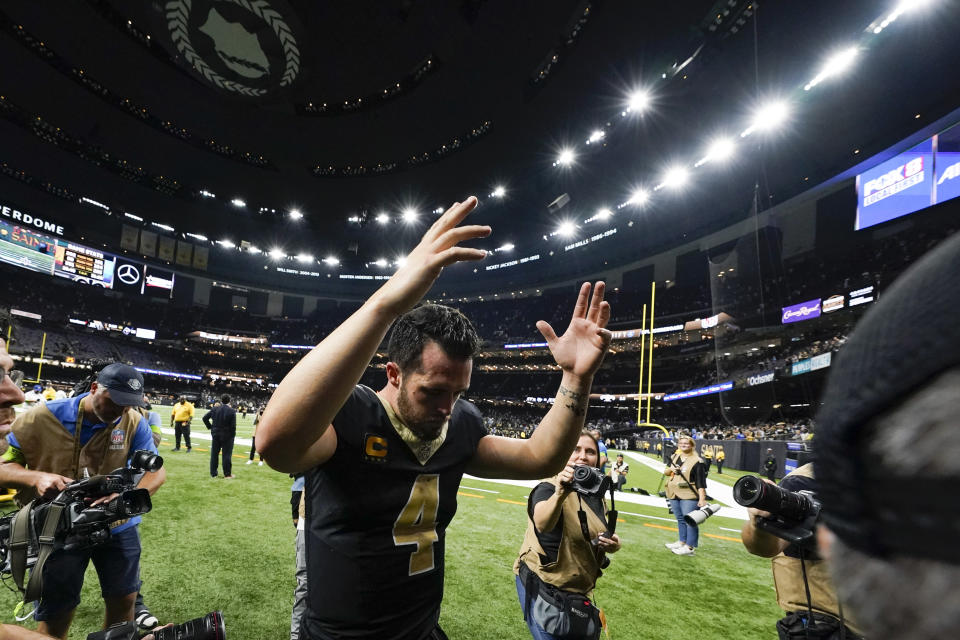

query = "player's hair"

[221,394,231,404]
[388,304,481,373]
[828,367,960,639]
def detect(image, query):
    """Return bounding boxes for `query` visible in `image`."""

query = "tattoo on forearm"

[557,385,587,417]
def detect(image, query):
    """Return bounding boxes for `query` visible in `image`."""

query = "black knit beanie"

[815,230,960,560]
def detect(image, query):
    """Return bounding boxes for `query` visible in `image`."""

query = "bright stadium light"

[395,256,407,267]
[661,166,690,189]
[498,243,515,252]
[230,198,246,208]
[402,208,418,224]
[374,258,388,268]
[557,221,576,237]
[804,47,859,91]
[268,248,285,260]
[247,245,261,254]
[217,239,236,249]
[491,185,506,198]
[322,256,339,266]
[628,188,649,206]
[295,253,313,263]
[697,137,737,166]
[597,208,612,220]
[586,129,605,144]
[376,212,390,225]
[741,101,790,137]
[289,209,304,220]
[626,89,651,114]
[554,148,576,167]
[186,232,208,241]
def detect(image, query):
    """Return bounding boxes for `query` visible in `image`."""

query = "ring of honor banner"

[192,245,209,270]
[120,225,140,252]
[158,236,176,262]
[175,240,193,266]
[139,230,158,257]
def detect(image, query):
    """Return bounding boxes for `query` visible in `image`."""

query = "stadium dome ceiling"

[2,1,960,278]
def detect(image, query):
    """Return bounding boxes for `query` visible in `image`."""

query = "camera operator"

[0,363,166,640]
[514,430,621,640]
[740,464,863,638]
[663,435,707,556]
[813,231,960,639]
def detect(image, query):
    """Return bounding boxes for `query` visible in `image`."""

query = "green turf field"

[0,406,784,639]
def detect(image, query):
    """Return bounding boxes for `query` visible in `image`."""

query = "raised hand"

[537,282,612,381]
[373,197,491,316]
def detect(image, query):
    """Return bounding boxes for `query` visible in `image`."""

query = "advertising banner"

[935,123,960,205]
[822,294,844,313]
[663,381,733,402]
[856,138,934,230]
[746,371,775,387]
[782,299,821,324]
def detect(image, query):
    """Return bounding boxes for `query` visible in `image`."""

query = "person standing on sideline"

[715,447,725,475]
[203,394,237,478]
[663,435,707,556]
[762,448,777,481]
[170,396,194,452]
[247,407,264,466]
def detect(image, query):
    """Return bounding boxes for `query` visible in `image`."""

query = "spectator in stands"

[203,394,237,478]
[763,449,777,481]
[170,396,194,452]
[815,231,960,639]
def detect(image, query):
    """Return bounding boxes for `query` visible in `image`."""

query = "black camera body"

[0,450,163,584]
[568,465,611,496]
[86,611,225,640]
[733,475,821,549]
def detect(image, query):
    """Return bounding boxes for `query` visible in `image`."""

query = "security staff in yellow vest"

[740,463,862,638]
[663,435,707,556]
[170,397,195,452]
[514,431,622,639]
[0,363,166,640]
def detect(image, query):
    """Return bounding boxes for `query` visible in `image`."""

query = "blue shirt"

[6,393,158,533]
[598,439,609,472]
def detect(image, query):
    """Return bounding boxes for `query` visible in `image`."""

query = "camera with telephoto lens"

[567,465,611,496]
[684,503,722,526]
[733,475,821,549]
[0,450,163,595]
[86,611,225,640]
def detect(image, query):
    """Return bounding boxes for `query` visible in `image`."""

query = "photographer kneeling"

[739,464,863,639]
[514,431,621,640]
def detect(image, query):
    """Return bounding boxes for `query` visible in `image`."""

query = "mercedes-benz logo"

[117,264,141,285]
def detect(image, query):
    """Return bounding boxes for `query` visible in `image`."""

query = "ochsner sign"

[1,203,65,236]
[782,298,821,324]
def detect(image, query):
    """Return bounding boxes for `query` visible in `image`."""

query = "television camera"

[0,450,162,602]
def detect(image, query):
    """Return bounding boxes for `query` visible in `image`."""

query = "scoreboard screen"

[54,243,115,288]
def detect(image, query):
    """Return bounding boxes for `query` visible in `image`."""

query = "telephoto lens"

[733,475,816,522]
[684,504,722,526]
[130,449,164,472]
[153,611,226,640]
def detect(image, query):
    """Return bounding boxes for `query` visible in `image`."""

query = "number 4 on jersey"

[393,474,440,576]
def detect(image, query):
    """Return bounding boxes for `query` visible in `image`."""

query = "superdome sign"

[1,203,64,236]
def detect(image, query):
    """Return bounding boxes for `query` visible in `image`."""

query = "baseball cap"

[96,363,145,407]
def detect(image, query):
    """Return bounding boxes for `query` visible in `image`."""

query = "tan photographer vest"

[11,399,138,505]
[514,476,609,595]
[771,464,862,635]
[665,452,703,500]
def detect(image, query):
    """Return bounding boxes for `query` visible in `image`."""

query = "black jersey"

[302,385,487,640]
